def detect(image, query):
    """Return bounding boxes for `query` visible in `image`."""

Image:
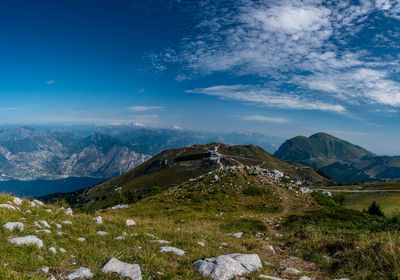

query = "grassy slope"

[42,143,332,211]
[2,167,400,279]
[0,166,321,280]
[281,192,400,279]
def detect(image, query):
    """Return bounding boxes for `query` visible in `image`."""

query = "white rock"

[282,267,301,275]
[13,197,23,205]
[150,240,171,244]
[40,266,50,273]
[258,275,282,280]
[97,231,108,236]
[160,246,185,256]
[33,199,44,206]
[62,220,72,225]
[194,253,262,280]
[77,237,86,242]
[45,209,53,213]
[101,257,142,280]
[35,229,51,234]
[126,219,136,226]
[59,247,66,253]
[39,220,51,228]
[232,232,243,238]
[3,222,24,232]
[55,223,62,229]
[9,235,43,248]
[197,241,205,247]
[30,201,37,207]
[0,204,17,211]
[299,276,311,280]
[65,208,73,215]
[93,216,103,224]
[25,209,32,214]
[110,204,128,210]
[333,279,350,280]
[67,267,93,279]
[268,245,276,254]
[49,247,57,254]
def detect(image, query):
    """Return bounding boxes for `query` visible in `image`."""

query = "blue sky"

[1,0,400,154]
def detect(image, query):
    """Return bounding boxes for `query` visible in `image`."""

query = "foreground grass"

[280,193,400,279]
[0,169,317,279]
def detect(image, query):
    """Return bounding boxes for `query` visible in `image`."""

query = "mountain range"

[0,126,283,181]
[274,132,400,182]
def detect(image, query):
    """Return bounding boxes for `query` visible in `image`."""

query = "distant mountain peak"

[274,133,400,183]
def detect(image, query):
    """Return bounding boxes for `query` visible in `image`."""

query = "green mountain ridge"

[274,132,400,182]
[41,143,333,210]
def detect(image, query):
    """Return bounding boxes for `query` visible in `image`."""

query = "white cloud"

[153,0,400,112]
[301,68,400,107]
[187,85,346,112]
[46,80,55,85]
[243,115,289,124]
[128,106,163,111]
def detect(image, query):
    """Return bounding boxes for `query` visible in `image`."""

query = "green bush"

[366,201,385,217]
[242,185,264,196]
[220,218,267,233]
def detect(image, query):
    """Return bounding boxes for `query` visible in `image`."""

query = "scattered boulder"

[62,221,72,225]
[0,204,17,211]
[49,247,57,254]
[77,237,86,242]
[13,197,23,205]
[33,199,45,206]
[39,220,51,228]
[110,204,128,210]
[67,267,93,279]
[93,216,102,224]
[3,222,24,232]
[97,231,108,236]
[40,266,50,273]
[299,276,311,280]
[282,267,301,275]
[65,208,73,215]
[101,257,142,280]
[150,240,171,244]
[126,219,136,226]
[35,229,51,234]
[194,253,261,280]
[197,241,205,247]
[232,232,243,238]
[258,275,282,280]
[160,246,185,256]
[9,235,43,248]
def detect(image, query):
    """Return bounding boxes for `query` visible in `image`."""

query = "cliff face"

[0,128,151,180]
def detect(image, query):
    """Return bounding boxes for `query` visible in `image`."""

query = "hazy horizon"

[1,0,400,154]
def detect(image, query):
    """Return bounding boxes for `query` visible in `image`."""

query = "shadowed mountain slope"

[274,133,400,182]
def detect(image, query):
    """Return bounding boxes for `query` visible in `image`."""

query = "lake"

[0,177,109,198]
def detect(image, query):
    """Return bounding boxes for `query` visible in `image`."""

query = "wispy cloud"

[128,106,163,111]
[153,0,400,113]
[187,85,346,112]
[243,115,289,124]
[45,80,55,85]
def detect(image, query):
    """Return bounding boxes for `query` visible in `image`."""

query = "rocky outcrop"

[194,253,262,280]
[101,258,142,280]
